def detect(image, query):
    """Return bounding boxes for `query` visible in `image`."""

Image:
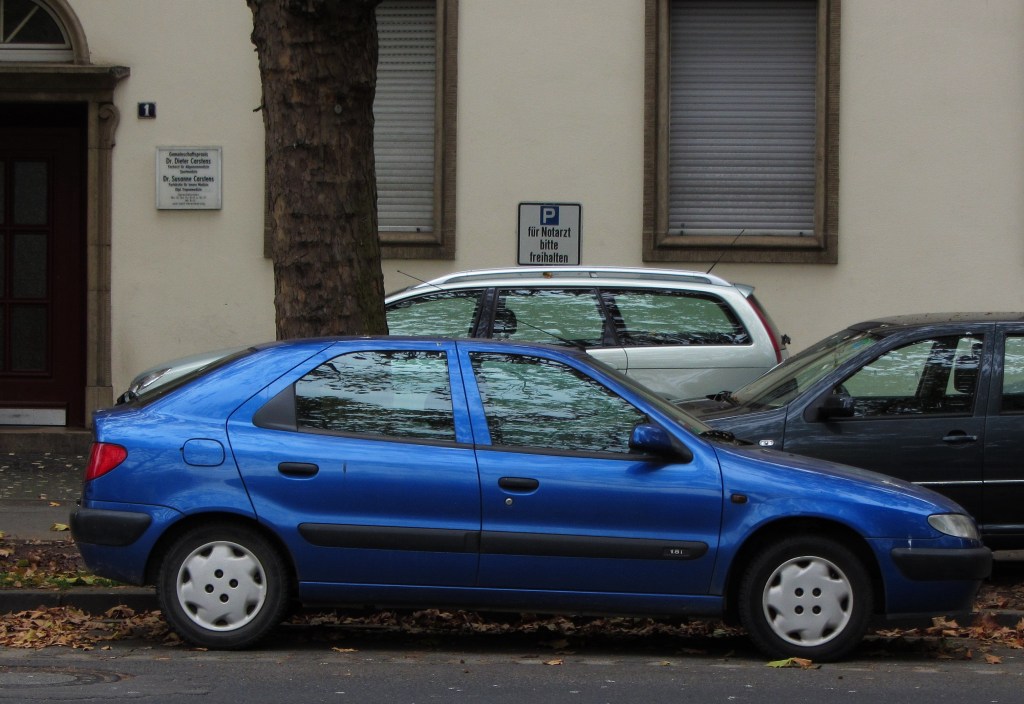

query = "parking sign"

[518,202,581,266]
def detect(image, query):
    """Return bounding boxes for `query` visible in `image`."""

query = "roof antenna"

[397,269,433,288]
[706,230,745,276]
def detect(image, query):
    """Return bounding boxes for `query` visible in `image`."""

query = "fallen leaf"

[544,659,564,666]
[767,657,818,669]
[985,654,1002,665]
[50,523,70,532]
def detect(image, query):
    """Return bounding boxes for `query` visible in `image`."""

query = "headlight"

[928,514,980,540]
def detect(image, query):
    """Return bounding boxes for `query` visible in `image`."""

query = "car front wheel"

[738,536,873,662]
[157,524,291,649]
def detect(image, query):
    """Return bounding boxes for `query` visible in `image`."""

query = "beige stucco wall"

[393,0,1024,354]
[64,0,1024,391]
[72,0,274,390]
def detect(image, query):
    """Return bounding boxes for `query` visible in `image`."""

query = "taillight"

[85,442,128,481]
[747,294,787,364]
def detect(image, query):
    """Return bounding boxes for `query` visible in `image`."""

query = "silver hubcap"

[176,540,268,632]
[762,555,853,647]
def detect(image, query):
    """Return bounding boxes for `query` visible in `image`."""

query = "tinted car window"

[494,288,606,347]
[469,352,646,453]
[386,289,485,338]
[295,350,455,442]
[1001,335,1024,412]
[605,289,749,347]
[841,335,981,416]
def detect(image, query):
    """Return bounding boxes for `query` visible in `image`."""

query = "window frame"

[643,0,840,265]
[0,0,74,62]
[378,0,458,260]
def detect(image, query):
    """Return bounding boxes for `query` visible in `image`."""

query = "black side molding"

[299,523,480,553]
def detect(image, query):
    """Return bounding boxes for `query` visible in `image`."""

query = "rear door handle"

[498,476,539,492]
[278,462,320,477]
[942,432,978,445]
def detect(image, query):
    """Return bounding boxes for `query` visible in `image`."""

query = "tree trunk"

[248,0,387,339]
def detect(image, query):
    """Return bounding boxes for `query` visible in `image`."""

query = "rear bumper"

[71,507,152,547]
[890,546,992,581]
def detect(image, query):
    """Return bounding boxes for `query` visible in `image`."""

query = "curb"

[1,587,1022,633]
[0,587,157,615]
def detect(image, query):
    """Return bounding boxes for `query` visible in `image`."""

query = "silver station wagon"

[385,267,788,399]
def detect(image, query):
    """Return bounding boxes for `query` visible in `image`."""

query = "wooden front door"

[0,123,85,426]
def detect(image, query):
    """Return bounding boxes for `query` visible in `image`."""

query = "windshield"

[731,329,880,410]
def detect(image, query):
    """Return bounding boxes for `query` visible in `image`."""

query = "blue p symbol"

[540,206,559,225]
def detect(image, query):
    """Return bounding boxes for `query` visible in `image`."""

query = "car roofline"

[848,312,1024,336]
[387,266,737,294]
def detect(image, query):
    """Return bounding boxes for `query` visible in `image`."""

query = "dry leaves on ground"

[0,605,173,650]
[4,537,1024,658]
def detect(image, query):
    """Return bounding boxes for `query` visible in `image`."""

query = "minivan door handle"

[942,432,978,445]
[498,477,539,492]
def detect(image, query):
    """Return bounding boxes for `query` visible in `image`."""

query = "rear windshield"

[126,347,257,407]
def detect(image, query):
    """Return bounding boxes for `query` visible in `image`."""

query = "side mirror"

[819,391,855,420]
[629,423,693,463]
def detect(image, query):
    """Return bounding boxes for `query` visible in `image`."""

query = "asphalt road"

[2,625,1023,704]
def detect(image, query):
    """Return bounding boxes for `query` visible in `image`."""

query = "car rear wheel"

[158,524,291,649]
[738,536,873,662]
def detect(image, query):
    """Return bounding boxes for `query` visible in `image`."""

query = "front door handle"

[942,432,978,445]
[279,462,320,477]
[498,476,539,492]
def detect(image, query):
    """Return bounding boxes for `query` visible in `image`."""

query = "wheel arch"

[143,512,298,590]
[723,517,885,621]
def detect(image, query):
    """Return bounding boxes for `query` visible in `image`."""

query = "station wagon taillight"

[747,294,788,363]
[85,442,128,481]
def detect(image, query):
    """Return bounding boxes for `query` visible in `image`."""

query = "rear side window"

[603,289,750,347]
[295,350,456,442]
[386,289,485,338]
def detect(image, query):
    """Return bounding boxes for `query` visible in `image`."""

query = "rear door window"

[492,288,608,348]
[295,350,456,442]
[603,289,750,347]
[386,290,485,338]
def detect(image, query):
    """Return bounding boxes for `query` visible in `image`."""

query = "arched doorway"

[0,0,127,434]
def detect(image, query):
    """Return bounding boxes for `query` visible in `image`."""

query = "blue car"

[72,337,990,660]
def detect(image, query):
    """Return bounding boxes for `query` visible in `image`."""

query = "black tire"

[737,536,873,662]
[157,523,292,649]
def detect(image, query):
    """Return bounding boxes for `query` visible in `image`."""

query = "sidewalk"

[0,450,157,613]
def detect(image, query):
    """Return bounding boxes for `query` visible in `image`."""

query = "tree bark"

[248,0,387,339]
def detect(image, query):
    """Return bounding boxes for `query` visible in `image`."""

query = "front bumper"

[891,546,992,581]
[879,542,992,619]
